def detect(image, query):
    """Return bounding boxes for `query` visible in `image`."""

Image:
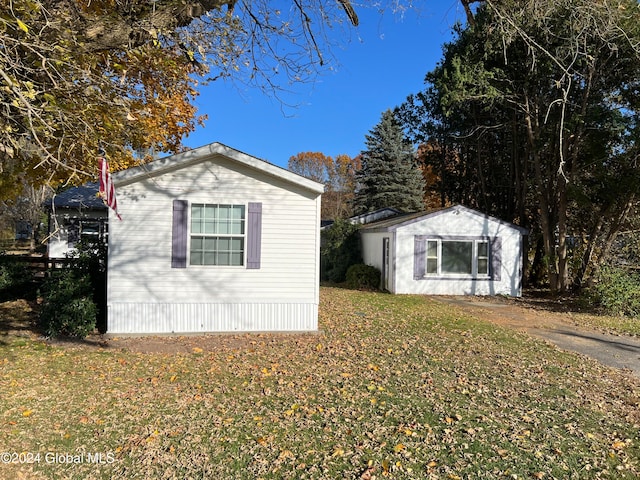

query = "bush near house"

[320,218,361,283]
[346,263,381,290]
[38,270,97,338]
[0,257,36,301]
[38,240,106,338]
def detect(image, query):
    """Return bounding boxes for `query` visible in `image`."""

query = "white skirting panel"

[107,302,318,334]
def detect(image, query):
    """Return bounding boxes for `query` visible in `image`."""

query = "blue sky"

[183,1,465,168]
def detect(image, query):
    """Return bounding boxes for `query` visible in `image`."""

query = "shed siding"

[107,156,321,333]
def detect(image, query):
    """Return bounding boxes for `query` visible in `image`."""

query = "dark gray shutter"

[171,199,188,268]
[247,202,262,269]
[490,237,502,281]
[414,236,426,279]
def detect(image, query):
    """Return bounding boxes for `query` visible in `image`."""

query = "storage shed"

[359,205,528,296]
[106,142,324,334]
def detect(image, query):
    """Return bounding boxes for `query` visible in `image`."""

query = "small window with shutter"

[171,200,262,269]
[190,204,245,266]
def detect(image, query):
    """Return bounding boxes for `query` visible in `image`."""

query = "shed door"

[382,237,390,291]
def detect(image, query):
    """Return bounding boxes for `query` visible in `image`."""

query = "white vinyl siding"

[107,153,322,333]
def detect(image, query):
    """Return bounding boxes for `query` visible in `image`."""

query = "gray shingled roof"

[48,182,106,210]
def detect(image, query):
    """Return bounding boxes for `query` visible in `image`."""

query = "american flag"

[98,156,122,220]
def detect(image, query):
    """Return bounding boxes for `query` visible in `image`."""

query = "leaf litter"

[0,288,639,479]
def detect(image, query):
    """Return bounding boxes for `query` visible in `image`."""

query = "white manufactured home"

[106,142,324,334]
[359,205,528,296]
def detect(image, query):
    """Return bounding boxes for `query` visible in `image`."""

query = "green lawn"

[1,288,639,479]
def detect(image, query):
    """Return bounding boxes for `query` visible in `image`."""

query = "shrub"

[39,269,97,338]
[0,260,28,289]
[589,266,640,318]
[345,264,381,290]
[0,258,35,300]
[320,219,362,283]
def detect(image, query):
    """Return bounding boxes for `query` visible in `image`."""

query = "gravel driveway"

[435,296,640,378]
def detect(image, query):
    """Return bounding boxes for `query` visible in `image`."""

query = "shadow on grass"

[0,294,41,347]
[501,288,597,315]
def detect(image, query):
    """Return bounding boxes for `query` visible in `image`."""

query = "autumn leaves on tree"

[288,110,426,219]
[0,0,361,198]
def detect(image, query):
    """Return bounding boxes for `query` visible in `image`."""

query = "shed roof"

[359,205,529,234]
[112,142,325,194]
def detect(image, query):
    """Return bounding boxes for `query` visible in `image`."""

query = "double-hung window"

[190,204,245,266]
[425,238,490,277]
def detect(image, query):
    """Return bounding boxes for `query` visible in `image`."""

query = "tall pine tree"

[353,110,424,214]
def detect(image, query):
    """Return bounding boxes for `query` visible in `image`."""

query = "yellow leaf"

[16,19,29,33]
[393,443,405,453]
[22,409,33,417]
[170,375,177,383]
[192,347,203,353]
[612,440,626,450]
[332,447,345,457]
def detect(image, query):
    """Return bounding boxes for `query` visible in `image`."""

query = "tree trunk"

[525,94,558,293]
[556,173,569,292]
[51,0,235,53]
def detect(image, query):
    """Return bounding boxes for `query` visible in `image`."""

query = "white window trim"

[188,203,247,267]
[425,238,491,279]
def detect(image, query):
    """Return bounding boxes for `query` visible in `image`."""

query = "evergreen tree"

[353,110,424,214]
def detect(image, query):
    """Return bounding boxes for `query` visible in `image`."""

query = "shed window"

[425,239,490,277]
[190,204,245,266]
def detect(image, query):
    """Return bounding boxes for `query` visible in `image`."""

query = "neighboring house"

[348,207,401,226]
[47,182,108,259]
[107,142,324,335]
[320,207,400,231]
[359,205,528,296]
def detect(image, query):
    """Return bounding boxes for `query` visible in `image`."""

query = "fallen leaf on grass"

[393,443,405,453]
[612,440,627,450]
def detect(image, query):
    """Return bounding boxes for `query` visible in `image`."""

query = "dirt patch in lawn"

[101,331,322,355]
